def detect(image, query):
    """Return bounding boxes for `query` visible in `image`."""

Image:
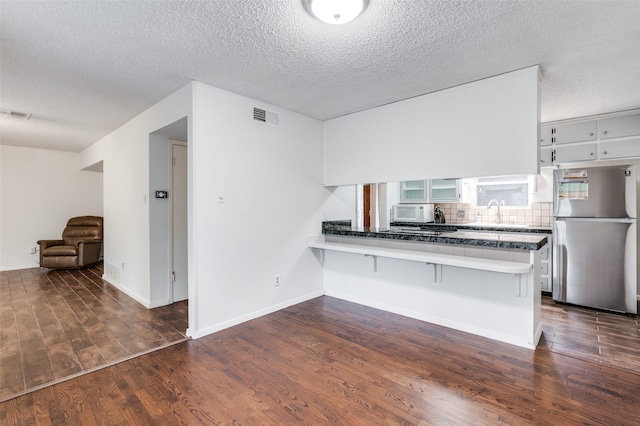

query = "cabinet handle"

[603,150,608,155]
[589,152,594,156]
[603,130,608,135]
[589,132,594,136]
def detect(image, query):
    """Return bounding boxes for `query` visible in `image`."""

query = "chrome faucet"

[487,199,505,224]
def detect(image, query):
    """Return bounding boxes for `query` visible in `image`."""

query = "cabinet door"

[540,125,553,146]
[599,138,640,160]
[554,143,597,163]
[400,180,428,203]
[600,113,640,139]
[429,179,460,202]
[554,120,597,144]
[540,276,550,292]
[539,146,553,167]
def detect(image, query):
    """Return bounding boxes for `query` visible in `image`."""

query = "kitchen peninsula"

[310,221,548,349]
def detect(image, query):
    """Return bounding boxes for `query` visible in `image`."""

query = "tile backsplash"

[435,202,552,227]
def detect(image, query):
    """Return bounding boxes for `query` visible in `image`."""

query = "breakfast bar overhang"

[310,221,548,349]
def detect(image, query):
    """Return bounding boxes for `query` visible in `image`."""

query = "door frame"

[169,139,187,303]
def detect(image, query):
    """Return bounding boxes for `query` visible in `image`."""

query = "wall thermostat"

[155,191,168,199]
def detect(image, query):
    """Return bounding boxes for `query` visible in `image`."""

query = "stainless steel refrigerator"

[553,165,637,314]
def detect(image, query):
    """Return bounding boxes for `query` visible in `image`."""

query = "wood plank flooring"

[2,295,639,425]
[540,296,640,373]
[0,263,188,402]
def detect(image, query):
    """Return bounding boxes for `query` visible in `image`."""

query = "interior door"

[171,142,188,302]
[363,184,371,228]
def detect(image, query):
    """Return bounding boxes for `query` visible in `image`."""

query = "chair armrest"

[77,240,103,267]
[37,239,65,266]
[37,239,65,249]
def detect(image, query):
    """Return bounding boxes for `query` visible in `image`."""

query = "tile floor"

[0,263,187,402]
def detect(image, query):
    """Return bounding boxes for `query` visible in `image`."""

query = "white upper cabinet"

[554,120,597,144]
[539,146,553,167]
[540,125,553,146]
[323,67,540,186]
[399,179,460,203]
[599,138,640,160]
[554,143,597,163]
[400,180,428,203]
[429,179,461,202]
[599,113,640,139]
[539,109,640,166]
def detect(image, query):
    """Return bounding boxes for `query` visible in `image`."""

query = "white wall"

[189,82,353,338]
[0,146,103,270]
[76,81,354,339]
[79,84,192,306]
[323,66,540,185]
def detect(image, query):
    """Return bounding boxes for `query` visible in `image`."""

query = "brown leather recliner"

[38,216,103,269]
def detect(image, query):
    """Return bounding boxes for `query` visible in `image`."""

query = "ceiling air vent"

[253,107,279,127]
[0,109,32,120]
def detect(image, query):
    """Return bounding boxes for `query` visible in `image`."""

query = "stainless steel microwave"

[392,204,434,223]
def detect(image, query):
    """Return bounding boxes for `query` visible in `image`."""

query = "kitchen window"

[474,175,530,207]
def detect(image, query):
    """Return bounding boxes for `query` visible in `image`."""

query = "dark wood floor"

[540,295,640,373]
[0,263,188,402]
[2,295,639,425]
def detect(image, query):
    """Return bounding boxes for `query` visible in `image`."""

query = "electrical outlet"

[457,210,465,218]
[274,274,281,287]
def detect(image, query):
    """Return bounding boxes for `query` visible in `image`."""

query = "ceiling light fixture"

[307,0,367,25]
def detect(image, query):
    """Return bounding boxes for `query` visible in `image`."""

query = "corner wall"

[189,82,353,338]
[0,146,103,270]
[79,84,192,306]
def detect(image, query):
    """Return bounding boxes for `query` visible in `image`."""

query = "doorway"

[149,116,189,317]
[170,140,188,302]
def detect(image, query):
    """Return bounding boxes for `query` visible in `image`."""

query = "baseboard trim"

[101,274,151,308]
[325,290,538,350]
[148,299,172,309]
[189,290,325,339]
[0,263,39,272]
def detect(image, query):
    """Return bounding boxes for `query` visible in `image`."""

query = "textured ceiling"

[1,0,640,152]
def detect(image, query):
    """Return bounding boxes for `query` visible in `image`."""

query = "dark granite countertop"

[390,221,552,234]
[323,221,547,251]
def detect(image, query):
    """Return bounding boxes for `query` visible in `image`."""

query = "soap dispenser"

[476,212,482,223]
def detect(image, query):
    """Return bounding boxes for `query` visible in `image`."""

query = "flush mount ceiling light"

[307,0,368,25]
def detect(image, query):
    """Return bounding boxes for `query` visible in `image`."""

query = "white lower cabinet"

[539,235,552,292]
[540,276,549,291]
